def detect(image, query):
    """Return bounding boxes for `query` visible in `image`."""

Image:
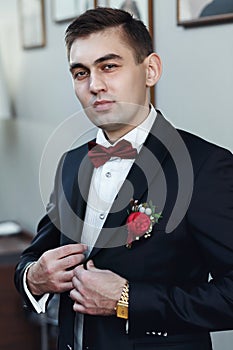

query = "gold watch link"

[115,281,129,319]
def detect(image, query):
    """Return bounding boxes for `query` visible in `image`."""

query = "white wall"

[0,0,91,230]
[154,0,233,152]
[0,1,232,348]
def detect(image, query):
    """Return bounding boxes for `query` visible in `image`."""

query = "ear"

[145,53,162,87]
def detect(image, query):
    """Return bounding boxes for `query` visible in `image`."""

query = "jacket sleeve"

[14,157,63,312]
[129,147,233,335]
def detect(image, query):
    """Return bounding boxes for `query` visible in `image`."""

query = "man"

[15,7,233,350]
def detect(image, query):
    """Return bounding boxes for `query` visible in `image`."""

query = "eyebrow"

[69,53,123,71]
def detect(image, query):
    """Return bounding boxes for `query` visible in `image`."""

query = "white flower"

[145,208,152,216]
[139,206,146,213]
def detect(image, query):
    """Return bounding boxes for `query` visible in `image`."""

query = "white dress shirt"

[81,107,157,254]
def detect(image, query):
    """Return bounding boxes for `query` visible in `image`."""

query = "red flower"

[126,212,151,245]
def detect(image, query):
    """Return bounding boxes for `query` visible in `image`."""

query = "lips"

[93,100,115,111]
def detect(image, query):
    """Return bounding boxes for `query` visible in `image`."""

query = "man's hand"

[70,260,127,316]
[26,244,87,296]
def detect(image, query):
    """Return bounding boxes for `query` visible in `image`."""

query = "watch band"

[115,281,129,319]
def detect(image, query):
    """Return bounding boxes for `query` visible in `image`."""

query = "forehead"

[69,28,135,64]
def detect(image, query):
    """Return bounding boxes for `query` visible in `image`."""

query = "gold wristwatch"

[115,281,129,319]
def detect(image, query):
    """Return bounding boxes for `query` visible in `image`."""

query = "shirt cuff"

[23,262,50,313]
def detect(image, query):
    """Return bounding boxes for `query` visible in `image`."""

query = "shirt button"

[99,213,105,220]
[105,172,111,178]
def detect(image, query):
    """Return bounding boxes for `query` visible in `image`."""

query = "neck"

[104,124,137,144]
[103,105,151,143]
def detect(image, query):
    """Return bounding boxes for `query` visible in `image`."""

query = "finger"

[86,260,96,270]
[52,244,88,260]
[73,302,86,313]
[70,287,83,302]
[52,280,74,293]
[72,274,82,289]
[63,270,76,282]
[61,281,74,292]
[73,263,86,278]
[58,253,86,271]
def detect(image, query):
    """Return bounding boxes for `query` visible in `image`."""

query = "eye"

[72,70,89,81]
[103,63,118,71]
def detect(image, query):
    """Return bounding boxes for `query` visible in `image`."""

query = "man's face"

[69,28,151,138]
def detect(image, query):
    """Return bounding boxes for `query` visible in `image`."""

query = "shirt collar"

[96,105,157,153]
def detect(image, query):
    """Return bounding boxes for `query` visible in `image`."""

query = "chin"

[98,122,126,132]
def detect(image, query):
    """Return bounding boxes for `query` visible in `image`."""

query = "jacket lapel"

[60,145,94,244]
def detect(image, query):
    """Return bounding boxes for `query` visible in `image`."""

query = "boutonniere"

[126,199,162,248]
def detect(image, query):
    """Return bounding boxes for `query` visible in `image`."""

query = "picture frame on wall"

[53,0,97,22]
[18,0,46,49]
[96,0,153,36]
[177,0,233,27]
[96,0,155,104]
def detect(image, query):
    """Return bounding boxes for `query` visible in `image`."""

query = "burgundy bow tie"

[88,139,138,168]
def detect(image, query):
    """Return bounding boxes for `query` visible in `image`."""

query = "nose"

[89,72,107,94]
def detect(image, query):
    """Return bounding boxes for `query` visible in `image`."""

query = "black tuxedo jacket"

[15,112,233,350]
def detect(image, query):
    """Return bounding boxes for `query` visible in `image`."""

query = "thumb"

[86,260,96,270]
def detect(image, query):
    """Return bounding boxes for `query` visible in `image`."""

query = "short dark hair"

[65,7,153,64]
